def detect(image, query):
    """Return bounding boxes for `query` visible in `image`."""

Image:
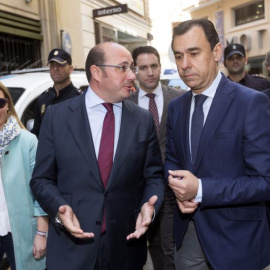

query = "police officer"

[223,43,270,91]
[31,48,81,137]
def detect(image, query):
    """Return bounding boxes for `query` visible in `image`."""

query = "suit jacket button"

[104,191,109,197]
[96,221,101,225]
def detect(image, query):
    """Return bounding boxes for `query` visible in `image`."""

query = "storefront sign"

[93,4,128,19]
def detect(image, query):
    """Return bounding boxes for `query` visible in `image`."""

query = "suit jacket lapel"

[181,92,193,171]
[67,94,103,189]
[159,86,169,141]
[194,76,235,172]
[106,100,137,189]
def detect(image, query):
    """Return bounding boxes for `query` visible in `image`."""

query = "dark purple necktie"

[191,94,207,165]
[146,93,160,133]
[98,103,115,232]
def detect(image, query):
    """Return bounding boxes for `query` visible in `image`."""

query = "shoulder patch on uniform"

[41,104,46,115]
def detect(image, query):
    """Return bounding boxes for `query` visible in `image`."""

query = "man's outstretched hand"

[58,205,95,239]
[126,195,157,240]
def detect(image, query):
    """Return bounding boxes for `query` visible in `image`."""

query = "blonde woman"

[0,82,47,270]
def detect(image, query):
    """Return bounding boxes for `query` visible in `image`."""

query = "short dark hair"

[85,43,106,82]
[172,19,219,51]
[132,46,160,66]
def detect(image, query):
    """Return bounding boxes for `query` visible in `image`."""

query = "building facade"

[0,0,152,73]
[179,0,270,77]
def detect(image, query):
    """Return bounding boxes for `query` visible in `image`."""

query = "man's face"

[135,53,161,93]
[172,26,221,94]
[97,43,136,103]
[49,62,72,84]
[224,54,247,76]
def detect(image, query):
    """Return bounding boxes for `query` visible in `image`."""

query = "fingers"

[127,196,158,240]
[33,249,46,260]
[177,199,198,214]
[70,231,95,239]
[168,170,187,179]
[33,240,46,260]
[64,220,94,239]
[126,227,147,240]
[148,195,158,206]
[58,205,95,239]
[58,205,67,214]
[168,170,199,201]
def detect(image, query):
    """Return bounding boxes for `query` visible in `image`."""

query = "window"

[235,0,264,26]
[7,87,25,104]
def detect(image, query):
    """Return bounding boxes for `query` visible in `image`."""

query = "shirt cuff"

[194,178,202,203]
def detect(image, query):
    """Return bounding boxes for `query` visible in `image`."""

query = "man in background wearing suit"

[31,42,165,270]
[165,19,270,270]
[130,46,185,270]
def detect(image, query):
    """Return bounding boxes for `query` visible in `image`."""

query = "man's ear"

[90,65,102,82]
[213,42,222,62]
[69,65,74,73]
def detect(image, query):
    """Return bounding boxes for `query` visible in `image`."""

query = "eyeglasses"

[138,64,159,72]
[96,64,139,74]
[0,98,8,108]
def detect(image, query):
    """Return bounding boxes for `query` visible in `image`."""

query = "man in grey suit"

[129,46,186,270]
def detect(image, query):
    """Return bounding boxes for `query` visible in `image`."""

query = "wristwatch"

[36,230,48,238]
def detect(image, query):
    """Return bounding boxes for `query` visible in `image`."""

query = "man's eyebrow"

[120,61,133,66]
[187,47,201,52]
[174,47,201,54]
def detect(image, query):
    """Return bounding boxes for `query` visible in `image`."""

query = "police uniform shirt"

[31,82,81,138]
[228,73,270,91]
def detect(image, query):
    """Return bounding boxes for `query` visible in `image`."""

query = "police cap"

[224,44,246,60]
[48,48,72,65]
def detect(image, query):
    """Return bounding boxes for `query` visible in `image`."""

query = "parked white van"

[0,68,88,129]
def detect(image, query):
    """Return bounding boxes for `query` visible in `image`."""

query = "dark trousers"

[148,186,176,270]
[0,233,16,270]
[95,233,109,270]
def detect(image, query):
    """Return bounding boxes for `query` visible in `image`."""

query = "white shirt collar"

[192,71,222,98]
[138,82,162,98]
[85,86,122,109]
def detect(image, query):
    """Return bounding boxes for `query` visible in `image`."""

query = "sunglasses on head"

[0,98,8,108]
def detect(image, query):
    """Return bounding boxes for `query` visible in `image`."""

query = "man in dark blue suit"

[31,42,165,270]
[165,19,270,270]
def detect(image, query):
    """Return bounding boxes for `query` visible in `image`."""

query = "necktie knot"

[194,94,207,108]
[102,103,113,112]
[146,93,156,99]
